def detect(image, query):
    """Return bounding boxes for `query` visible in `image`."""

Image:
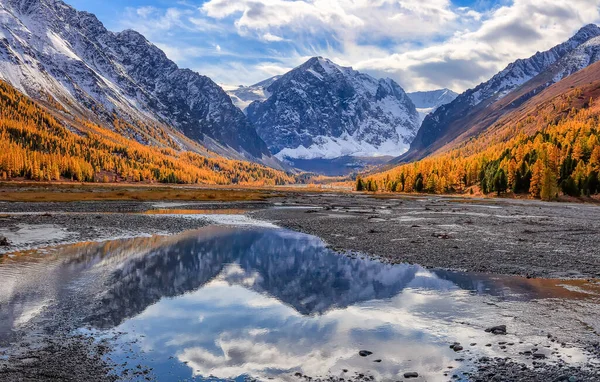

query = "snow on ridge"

[0,0,272,161]
[247,57,420,160]
[275,133,410,160]
[408,89,458,125]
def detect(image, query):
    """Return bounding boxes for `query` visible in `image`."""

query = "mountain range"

[398,23,600,163]
[1,0,600,182]
[0,0,279,167]
[224,68,457,174]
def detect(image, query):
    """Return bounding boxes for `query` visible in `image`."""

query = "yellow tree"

[529,159,544,198]
[540,167,558,201]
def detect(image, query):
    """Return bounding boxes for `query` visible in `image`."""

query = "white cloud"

[116,0,600,91]
[354,0,600,91]
[262,33,285,42]
[202,0,458,40]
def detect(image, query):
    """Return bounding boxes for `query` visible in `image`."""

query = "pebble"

[485,325,507,335]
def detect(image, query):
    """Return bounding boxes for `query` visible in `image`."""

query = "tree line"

[0,80,293,186]
[356,87,600,200]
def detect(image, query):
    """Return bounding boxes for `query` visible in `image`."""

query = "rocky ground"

[254,193,600,279]
[0,193,600,381]
[0,200,270,255]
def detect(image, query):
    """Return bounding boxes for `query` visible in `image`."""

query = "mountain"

[246,57,420,160]
[225,76,281,112]
[407,88,458,123]
[0,78,293,184]
[399,24,600,163]
[359,59,600,198]
[0,0,275,165]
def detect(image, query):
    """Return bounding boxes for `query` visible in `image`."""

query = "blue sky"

[68,0,600,92]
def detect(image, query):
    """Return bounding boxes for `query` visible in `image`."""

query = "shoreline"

[1,194,600,279]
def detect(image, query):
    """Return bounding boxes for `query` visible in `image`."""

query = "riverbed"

[0,196,599,381]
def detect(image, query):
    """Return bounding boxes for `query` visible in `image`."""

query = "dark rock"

[485,325,507,335]
[403,372,419,379]
[359,350,373,357]
[0,236,9,246]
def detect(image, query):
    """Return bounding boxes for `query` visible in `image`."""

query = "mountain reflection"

[87,228,429,328]
[79,226,591,329]
[1,225,595,381]
[1,225,592,338]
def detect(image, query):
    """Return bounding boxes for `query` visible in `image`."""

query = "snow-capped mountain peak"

[246,57,420,160]
[407,88,458,124]
[405,23,600,159]
[225,75,281,112]
[0,0,272,162]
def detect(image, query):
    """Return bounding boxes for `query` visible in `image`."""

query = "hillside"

[0,0,276,165]
[0,80,293,185]
[357,60,600,200]
[398,24,600,163]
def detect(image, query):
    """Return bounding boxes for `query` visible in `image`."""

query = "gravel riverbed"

[253,193,600,279]
[0,194,599,381]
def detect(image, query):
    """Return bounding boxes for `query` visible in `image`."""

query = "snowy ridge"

[551,35,600,82]
[225,75,281,112]
[247,57,420,160]
[467,24,600,107]
[408,89,458,109]
[408,24,600,156]
[0,0,271,161]
[408,88,457,124]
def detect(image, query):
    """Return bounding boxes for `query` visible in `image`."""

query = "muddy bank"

[0,334,118,382]
[254,193,600,279]
[0,200,269,254]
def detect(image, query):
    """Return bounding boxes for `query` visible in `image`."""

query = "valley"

[1,0,600,380]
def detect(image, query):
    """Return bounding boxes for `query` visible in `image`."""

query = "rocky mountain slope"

[399,24,600,163]
[407,88,457,123]
[0,0,275,165]
[225,76,281,112]
[246,57,420,160]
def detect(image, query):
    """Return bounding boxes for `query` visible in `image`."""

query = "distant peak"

[118,29,145,39]
[571,24,600,42]
[297,57,356,79]
[303,56,335,67]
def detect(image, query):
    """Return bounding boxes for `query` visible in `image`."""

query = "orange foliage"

[0,80,293,186]
[359,88,600,200]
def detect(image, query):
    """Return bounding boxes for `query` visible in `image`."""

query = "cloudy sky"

[69,0,600,92]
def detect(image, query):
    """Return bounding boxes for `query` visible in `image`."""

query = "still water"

[0,225,597,381]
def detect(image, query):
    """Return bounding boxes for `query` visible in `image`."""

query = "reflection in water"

[0,226,597,381]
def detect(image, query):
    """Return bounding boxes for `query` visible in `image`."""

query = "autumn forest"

[356,76,600,201]
[0,80,293,186]
[3,72,600,203]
